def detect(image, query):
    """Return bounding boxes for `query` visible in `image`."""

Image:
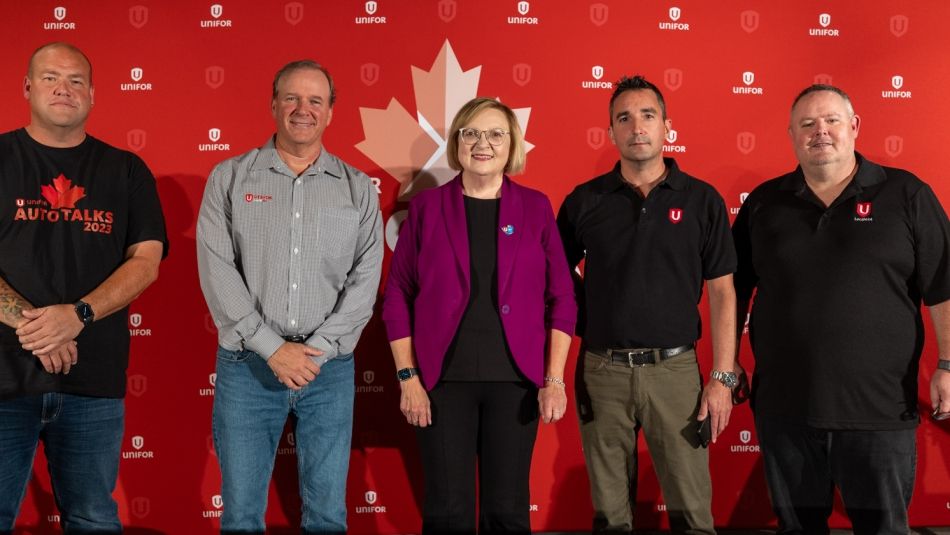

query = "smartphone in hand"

[696,418,712,448]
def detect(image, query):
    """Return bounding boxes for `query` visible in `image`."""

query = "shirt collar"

[251,136,343,179]
[597,157,688,193]
[779,152,886,194]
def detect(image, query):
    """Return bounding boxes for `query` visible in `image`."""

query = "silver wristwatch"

[710,370,739,389]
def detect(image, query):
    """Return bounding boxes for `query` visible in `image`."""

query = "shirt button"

[290,319,297,326]
[501,304,510,314]
[292,283,298,290]
[293,247,299,254]
[641,208,647,213]
[295,212,301,218]
[295,179,302,185]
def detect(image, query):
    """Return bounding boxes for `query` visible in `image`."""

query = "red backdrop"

[2,1,949,533]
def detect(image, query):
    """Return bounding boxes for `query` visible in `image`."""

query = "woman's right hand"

[400,378,432,427]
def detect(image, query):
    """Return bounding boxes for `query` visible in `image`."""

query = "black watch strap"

[939,360,950,372]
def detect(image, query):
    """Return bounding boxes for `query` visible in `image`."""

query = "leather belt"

[599,343,694,367]
[283,334,308,343]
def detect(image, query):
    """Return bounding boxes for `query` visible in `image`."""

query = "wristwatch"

[396,367,420,382]
[74,300,95,326]
[938,360,950,372]
[710,370,738,389]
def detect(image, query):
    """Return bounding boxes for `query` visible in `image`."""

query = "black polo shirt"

[0,129,168,400]
[733,152,950,430]
[557,158,736,349]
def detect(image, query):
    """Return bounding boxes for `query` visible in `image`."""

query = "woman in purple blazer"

[382,97,577,534]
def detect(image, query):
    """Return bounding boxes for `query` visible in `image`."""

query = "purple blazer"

[382,176,577,390]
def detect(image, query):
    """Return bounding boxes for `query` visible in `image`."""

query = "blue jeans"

[0,393,124,534]
[213,347,354,534]
[755,415,916,535]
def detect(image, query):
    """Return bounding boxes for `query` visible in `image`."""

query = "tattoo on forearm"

[0,279,32,327]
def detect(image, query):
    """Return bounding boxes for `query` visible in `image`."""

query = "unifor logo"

[665,129,677,144]
[285,2,303,25]
[814,73,833,85]
[128,374,147,397]
[737,132,755,155]
[891,75,904,90]
[739,10,758,33]
[818,13,831,28]
[437,0,456,22]
[208,128,221,142]
[132,435,145,450]
[587,127,605,150]
[127,129,146,152]
[205,66,225,89]
[517,1,529,16]
[131,497,150,519]
[363,370,375,384]
[130,313,143,327]
[360,63,380,86]
[245,193,253,203]
[129,5,148,28]
[54,6,66,21]
[212,495,223,509]
[365,1,377,15]
[130,68,143,82]
[663,68,683,91]
[742,71,755,86]
[739,429,751,444]
[890,15,908,37]
[590,3,608,26]
[210,4,223,18]
[591,65,604,80]
[884,135,903,158]
[16,199,24,207]
[668,7,681,21]
[512,63,531,87]
[856,202,872,217]
[365,491,378,505]
[286,432,296,446]
[668,208,683,224]
[209,373,217,386]
[739,192,749,204]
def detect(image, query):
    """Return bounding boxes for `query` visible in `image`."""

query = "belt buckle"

[626,349,651,368]
[285,334,307,343]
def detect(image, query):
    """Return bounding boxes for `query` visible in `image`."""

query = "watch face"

[397,368,414,381]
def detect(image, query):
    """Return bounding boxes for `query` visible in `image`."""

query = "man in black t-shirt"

[0,43,166,533]
[558,76,738,534]
[733,84,950,534]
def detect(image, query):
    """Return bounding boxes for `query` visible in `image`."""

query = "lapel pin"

[501,224,515,236]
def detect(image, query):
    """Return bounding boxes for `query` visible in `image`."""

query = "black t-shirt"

[442,196,521,382]
[733,153,950,430]
[557,158,736,349]
[0,128,168,400]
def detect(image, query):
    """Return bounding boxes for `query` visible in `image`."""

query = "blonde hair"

[446,97,526,175]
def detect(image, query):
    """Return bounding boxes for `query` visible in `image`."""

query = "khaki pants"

[576,349,714,534]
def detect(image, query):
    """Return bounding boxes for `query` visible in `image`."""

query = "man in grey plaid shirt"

[196,59,382,535]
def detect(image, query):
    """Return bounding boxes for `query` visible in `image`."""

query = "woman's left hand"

[539,384,568,424]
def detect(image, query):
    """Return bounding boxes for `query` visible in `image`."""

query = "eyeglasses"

[458,128,509,147]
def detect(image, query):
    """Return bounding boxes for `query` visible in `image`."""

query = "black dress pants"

[416,381,539,534]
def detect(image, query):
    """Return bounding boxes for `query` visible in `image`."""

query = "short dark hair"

[272,60,336,106]
[791,84,854,115]
[609,75,667,122]
[28,42,93,85]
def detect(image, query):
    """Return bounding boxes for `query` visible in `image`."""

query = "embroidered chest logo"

[854,202,873,222]
[13,174,114,234]
[668,208,683,224]
[244,193,273,203]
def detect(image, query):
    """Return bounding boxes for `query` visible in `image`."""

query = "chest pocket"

[316,206,359,258]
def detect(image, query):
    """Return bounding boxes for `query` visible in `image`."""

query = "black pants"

[416,381,539,534]
[755,415,916,535]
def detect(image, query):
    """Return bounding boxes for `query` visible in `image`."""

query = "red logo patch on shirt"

[41,174,86,209]
[245,193,273,203]
[668,208,683,224]
[856,202,872,217]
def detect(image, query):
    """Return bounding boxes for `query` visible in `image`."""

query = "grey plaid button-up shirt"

[197,138,383,364]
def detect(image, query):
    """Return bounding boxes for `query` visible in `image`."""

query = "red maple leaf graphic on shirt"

[40,174,86,209]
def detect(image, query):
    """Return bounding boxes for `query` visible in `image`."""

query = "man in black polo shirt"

[0,43,167,532]
[733,84,950,534]
[558,75,738,534]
